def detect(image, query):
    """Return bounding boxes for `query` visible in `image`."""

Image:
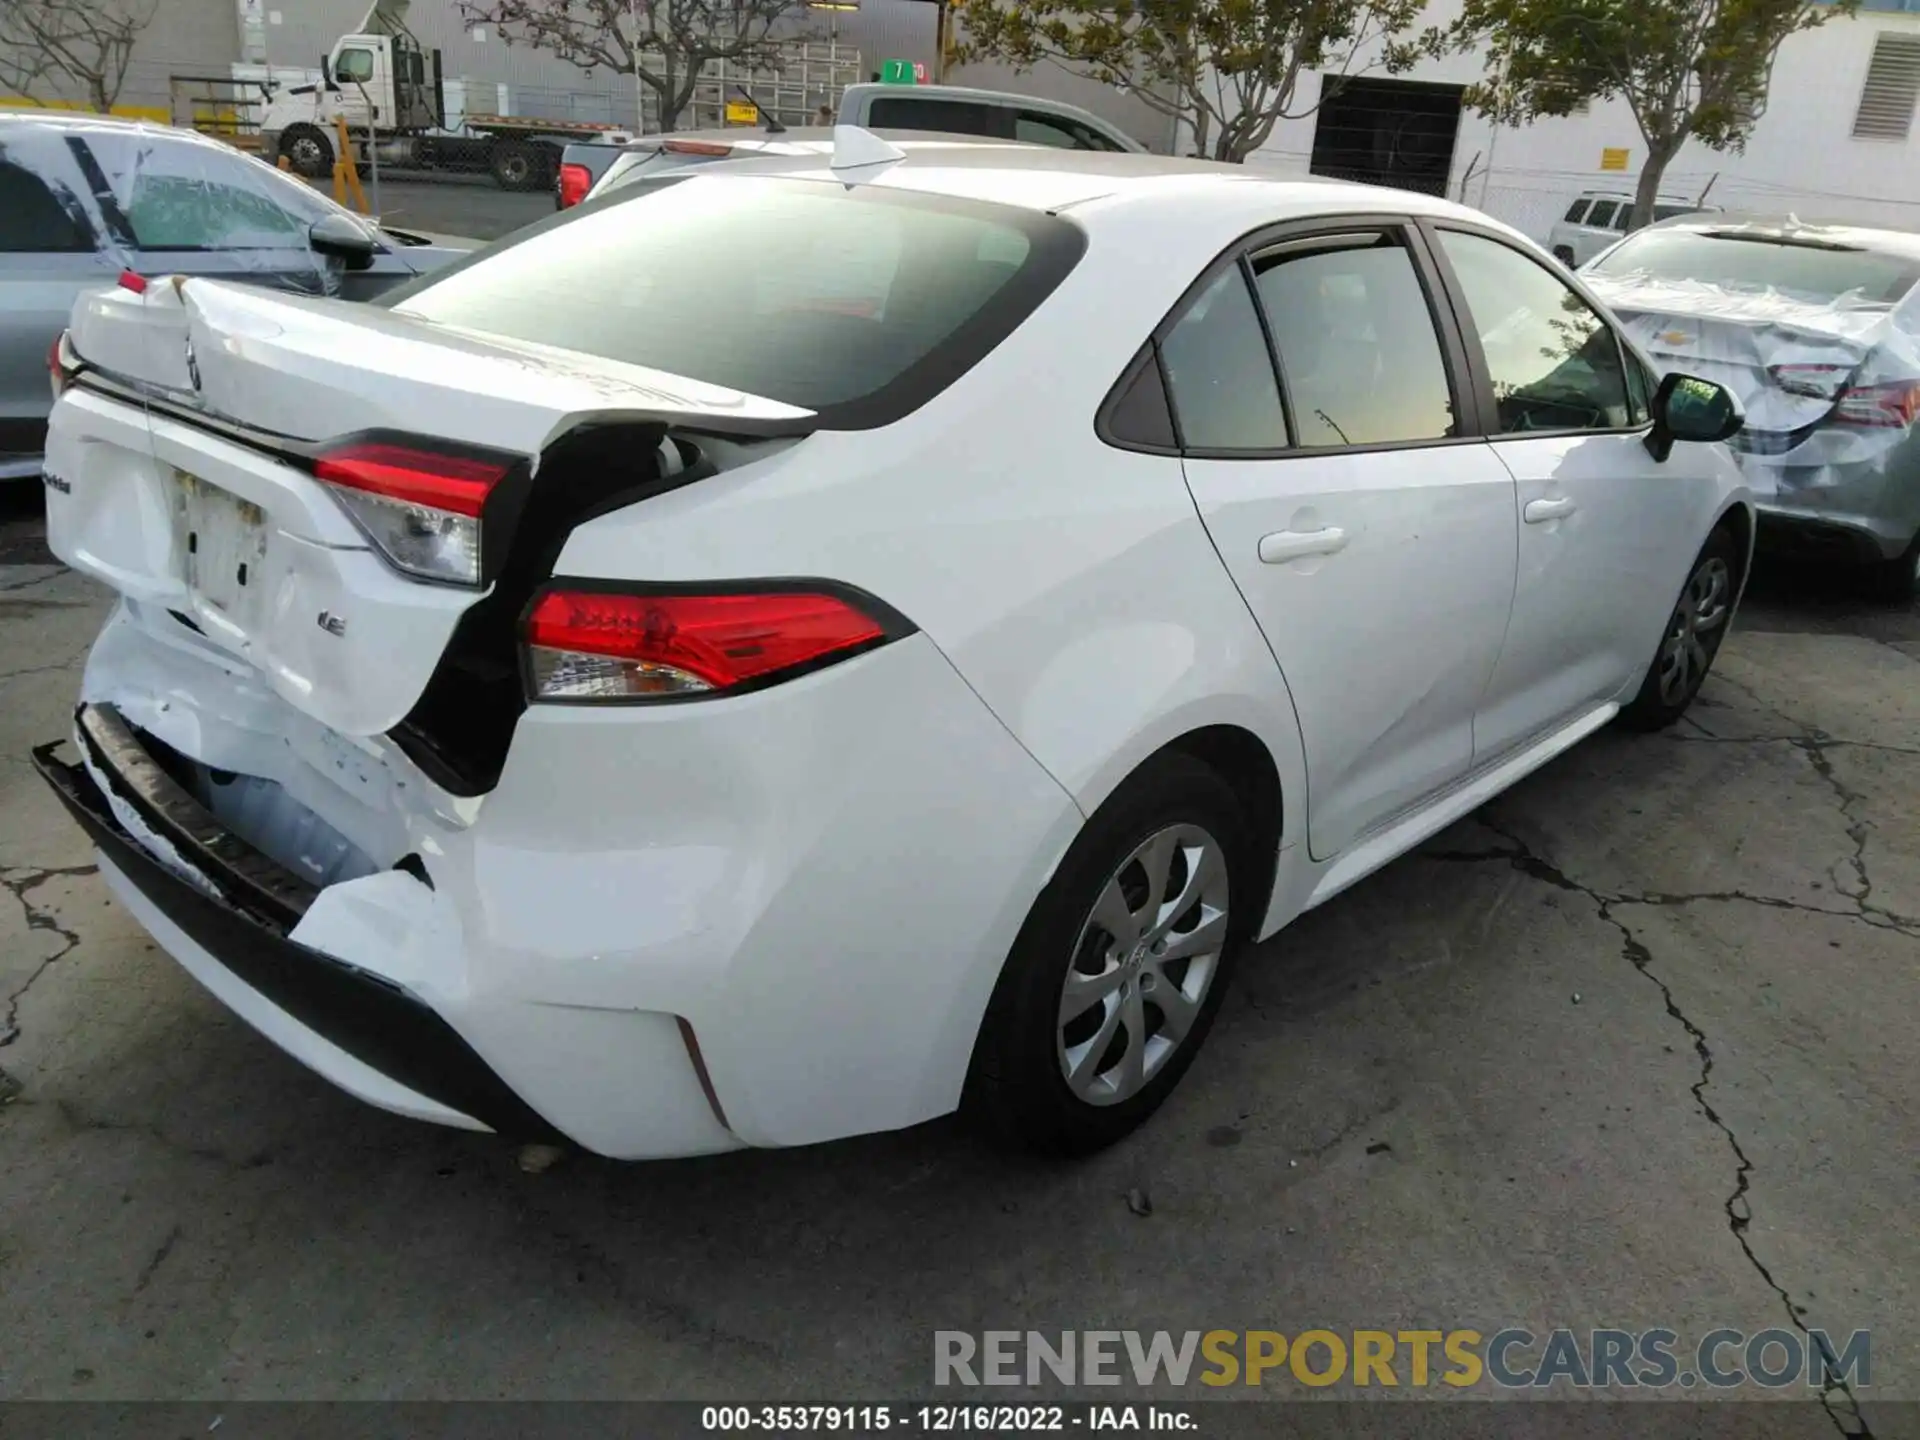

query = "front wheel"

[1618,525,1740,731]
[965,752,1251,1156]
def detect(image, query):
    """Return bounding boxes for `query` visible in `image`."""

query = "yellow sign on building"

[1600,147,1630,171]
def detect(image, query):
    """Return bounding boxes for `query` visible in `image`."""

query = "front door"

[1167,224,1519,860]
[1425,225,1717,763]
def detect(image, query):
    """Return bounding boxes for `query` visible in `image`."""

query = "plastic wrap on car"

[5,119,364,298]
[1586,268,1920,499]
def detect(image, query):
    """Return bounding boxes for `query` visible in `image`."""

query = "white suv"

[1548,191,1715,268]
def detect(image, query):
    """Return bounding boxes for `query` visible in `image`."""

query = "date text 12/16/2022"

[701,1406,1198,1432]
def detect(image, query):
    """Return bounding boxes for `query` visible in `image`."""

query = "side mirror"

[308,213,378,270]
[1645,371,1743,462]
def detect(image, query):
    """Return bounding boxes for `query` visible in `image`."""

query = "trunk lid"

[49,276,814,739]
[1584,273,1900,439]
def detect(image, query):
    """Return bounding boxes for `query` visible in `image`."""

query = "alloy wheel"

[1056,823,1229,1107]
[1657,555,1731,706]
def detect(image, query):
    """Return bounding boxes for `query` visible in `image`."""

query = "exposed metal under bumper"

[33,704,565,1145]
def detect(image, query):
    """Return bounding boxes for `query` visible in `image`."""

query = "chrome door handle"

[1259,526,1349,563]
[1524,497,1577,524]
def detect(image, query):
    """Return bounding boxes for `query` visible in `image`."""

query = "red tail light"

[524,586,897,701]
[557,162,592,207]
[1830,379,1920,429]
[315,441,514,586]
[117,269,146,294]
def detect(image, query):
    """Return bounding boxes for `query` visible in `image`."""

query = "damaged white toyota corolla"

[36,136,1757,1159]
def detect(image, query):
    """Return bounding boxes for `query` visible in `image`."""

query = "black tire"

[965,752,1254,1156]
[279,123,334,179]
[1860,532,1920,604]
[490,140,547,191]
[1552,245,1577,267]
[1618,524,1741,731]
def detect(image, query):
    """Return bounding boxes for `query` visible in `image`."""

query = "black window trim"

[1097,212,1490,460]
[1417,216,1654,443]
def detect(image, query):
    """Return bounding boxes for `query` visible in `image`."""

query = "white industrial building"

[1236,0,1920,241]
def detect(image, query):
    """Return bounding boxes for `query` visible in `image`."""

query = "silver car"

[1585,213,1920,598]
[0,113,470,482]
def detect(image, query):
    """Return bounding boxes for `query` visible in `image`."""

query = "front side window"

[1251,236,1456,448]
[335,47,376,83]
[1436,228,1631,434]
[1158,266,1288,450]
[84,133,352,251]
[0,157,91,253]
[390,175,1080,423]
[1564,199,1591,224]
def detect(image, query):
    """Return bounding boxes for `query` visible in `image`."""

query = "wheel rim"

[289,136,322,167]
[501,155,529,183]
[1657,554,1731,706]
[1056,822,1230,1108]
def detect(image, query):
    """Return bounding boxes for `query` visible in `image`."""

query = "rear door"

[1424,222,1714,761]
[0,147,115,470]
[1171,220,1519,861]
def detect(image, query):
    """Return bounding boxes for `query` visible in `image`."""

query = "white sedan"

[35,134,1751,1160]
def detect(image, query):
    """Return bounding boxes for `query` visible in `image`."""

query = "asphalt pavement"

[1,467,1916,1431]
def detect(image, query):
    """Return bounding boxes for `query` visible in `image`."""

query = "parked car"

[1548,190,1717,268]
[0,113,472,482]
[552,83,1145,212]
[36,139,1750,1162]
[836,82,1145,152]
[1584,212,1920,598]
[567,127,1026,209]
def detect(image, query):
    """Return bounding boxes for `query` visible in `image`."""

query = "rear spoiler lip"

[69,354,824,456]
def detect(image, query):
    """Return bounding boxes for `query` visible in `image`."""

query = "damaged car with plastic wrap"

[0,112,471,483]
[34,134,1758,1161]
[1583,213,1920,598]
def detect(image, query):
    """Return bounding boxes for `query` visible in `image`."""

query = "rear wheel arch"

[1159,724,1284,930]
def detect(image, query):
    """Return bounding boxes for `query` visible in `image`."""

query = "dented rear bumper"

[34,705,566,1143]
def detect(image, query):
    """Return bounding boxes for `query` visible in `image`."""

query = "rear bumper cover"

[1752,507,1907,564]
[33,704,565,1144]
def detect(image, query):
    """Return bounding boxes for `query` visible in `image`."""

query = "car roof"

[610,126,1029,155]
[701,143,1510,231]
[1639,210,1920,256]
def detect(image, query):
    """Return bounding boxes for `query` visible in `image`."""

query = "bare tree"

[0,0,158,114]
[458,0,817,133]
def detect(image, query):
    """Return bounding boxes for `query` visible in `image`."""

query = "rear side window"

[1584,200,1619,228]
[0,158,92,253]
[1564,200,1591,224]
[1159,266,1288,450]
[1251,237,1457,447]
[866,96,1006,137]
[1652,203,1695,222]
[391,175,1083,426]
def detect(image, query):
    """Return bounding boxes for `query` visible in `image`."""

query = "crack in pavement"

[1420,821,1877,1437]
[0,864,99,1102]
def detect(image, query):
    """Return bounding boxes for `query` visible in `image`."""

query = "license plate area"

[170,469,269,632]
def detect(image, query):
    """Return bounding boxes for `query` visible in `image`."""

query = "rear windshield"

[389,174,1082,427]
[1590,228,1920,305]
